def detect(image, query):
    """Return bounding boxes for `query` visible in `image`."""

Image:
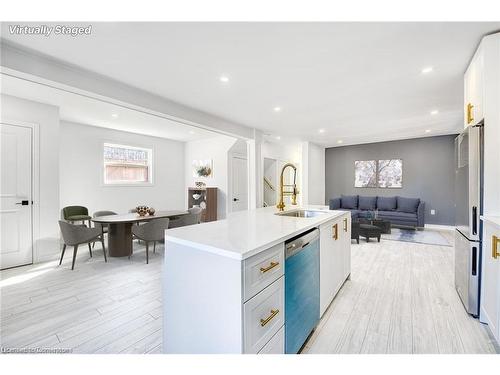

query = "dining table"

[92,210,188,257]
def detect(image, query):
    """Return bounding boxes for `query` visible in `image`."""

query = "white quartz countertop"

[165,205,348,260]
[481,215,500,228]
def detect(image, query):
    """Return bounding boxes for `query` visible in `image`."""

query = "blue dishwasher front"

[285,228,320,354]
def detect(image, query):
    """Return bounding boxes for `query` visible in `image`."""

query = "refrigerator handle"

[472,246,477,276]
[472,206,477,235]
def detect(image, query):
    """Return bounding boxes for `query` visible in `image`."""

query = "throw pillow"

[341,195,358,209]
[377,196,397,211]
[396,196,420,213]
[358,196,377,210]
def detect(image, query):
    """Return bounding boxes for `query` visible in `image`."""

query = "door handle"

[260,261,279,273]
[467,103,474,125]
[472,206,477,235]
[472,247,477,275]
[343,218,348,232]
[233,198,239,202]
[493,235,500,259]
[332,223,338,240]
[260,309,279,327]
[15,200,29,206]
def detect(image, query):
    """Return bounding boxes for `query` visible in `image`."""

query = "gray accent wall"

[325,135,457,225]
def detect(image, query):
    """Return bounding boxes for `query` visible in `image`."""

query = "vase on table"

[136,206,149,217]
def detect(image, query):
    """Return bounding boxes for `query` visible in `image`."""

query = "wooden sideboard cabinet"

[188,187,217,222]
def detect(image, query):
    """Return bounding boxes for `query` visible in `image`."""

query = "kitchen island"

[163,205,351,353]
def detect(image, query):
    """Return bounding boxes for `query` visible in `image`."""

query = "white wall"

[60,121,185,215]
[248,129,264,209]
[262,140,302,164]
[302,141,326,205]
[1,94,60,262]
[185,135,237,219]
[261,140,303,207]
[260,140,325,208]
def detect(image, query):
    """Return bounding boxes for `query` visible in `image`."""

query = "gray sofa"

[329,195,425,228]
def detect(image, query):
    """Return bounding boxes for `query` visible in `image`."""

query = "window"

[103,143,153,185]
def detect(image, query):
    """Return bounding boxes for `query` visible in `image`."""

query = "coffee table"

[359,223,382,242]
[358,218,391,233]
[372,219,391,234]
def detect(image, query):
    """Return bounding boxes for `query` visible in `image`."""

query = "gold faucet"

[276,163,299,211]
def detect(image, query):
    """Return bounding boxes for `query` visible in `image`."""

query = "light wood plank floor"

[0,243,163,354]
[304,232,498,354]
[1,232,497,354]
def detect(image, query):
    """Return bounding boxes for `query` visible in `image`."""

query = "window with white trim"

[103,143,153,185]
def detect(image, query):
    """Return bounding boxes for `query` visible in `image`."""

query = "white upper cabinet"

[464,44,484,127]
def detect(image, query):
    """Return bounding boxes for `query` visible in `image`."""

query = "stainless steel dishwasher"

[284,228,320,354]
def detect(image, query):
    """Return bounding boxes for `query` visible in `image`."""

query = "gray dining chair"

[130,217,169,264]
[59,221,107,270]
[186,206,202,225]
[169,207,203,229]
[92,210,117,248]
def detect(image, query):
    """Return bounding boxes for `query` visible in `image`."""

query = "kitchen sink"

[275,209,328,218]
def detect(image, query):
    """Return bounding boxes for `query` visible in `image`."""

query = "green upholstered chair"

[62,206,92,227]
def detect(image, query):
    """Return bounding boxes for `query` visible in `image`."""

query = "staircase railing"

[264,176,275,191]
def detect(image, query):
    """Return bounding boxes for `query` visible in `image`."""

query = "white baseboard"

[424,224,455,231]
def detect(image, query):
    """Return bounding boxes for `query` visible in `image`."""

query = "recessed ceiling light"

[421,66,433,74]
[189,130,195,135]
[318,128,325,134]
[111,113,118,119]
[430,110,439,115]
[276,136,281,140]
[219,75,229,83]
[337,140,343,144]
[425,129,432,133]
[273,106,282,112]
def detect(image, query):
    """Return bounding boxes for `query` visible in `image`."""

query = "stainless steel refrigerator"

[454,123,484,317]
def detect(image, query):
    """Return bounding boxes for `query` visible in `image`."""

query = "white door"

[1,123,33,269]
[231,156,248,212]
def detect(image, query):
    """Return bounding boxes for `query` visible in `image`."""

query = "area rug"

[381,228,452,247]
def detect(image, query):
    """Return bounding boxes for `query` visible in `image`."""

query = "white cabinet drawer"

[258,326,284,354]
[243,242,284,302]
[244,277,284,354]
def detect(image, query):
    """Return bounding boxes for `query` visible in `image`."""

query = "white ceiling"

[0,73,220,142]
[2,22,500,146]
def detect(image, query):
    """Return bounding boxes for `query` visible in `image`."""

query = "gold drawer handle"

[260,309,279,327]
[467,103,474,125]
[343,218,348,232]
[260,261,279,273]
[333,223,338,240]
[493,235,500,259]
